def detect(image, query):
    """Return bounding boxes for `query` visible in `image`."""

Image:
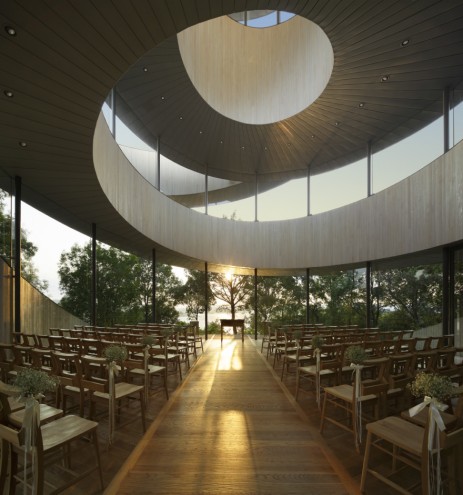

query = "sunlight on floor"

[218,340,243,370]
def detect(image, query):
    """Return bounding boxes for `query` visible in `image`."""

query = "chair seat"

[41,414,99,451]
[8,403,63,427]
[366,415,423,455]
[299,365,337,377]
[93,381,144,401]
[324,384,377,403]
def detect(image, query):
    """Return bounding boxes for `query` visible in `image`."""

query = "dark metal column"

[14,176,21,336]
[306,268,310,324]
[254,268,258,340]
[111,88,116,139]
[205,166,208,215]
[443,87,450,153]
[152,248,156,323]
[255,173,258,222]
[367,141,372,197]
[366,261,372,328]
[443,247,451,335]
[307,165,311,216]
[204,262,208,340]
[156,136,161,191]
[91,223,97,326]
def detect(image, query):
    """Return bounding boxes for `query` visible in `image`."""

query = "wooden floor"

[105,336,358,495]
[4,335,420,494]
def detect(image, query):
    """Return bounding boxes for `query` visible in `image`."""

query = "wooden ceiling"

[1,0,463,267]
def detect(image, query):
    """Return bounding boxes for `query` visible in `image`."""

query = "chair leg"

[360,430,372,493]
[0,440,10,494]
[320,392,328,434]
[140,391,146,432]
[92,430,105,491]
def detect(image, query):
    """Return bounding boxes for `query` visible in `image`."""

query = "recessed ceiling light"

[142,66,148,72]
[5,26,16,36]
[19,141,27,147]
[241,146,245,150]
[358,102,365,108]
[311,135,315,139]
[4,90,13,98]
[335,122,340,126]
[264,146,268,151]
[287,142,291,147]
[380,75,390,82]
[161,96,165,100]
[199,130,203,134]
[219,140,223,144]
[179,116,183,120]
[401,39,410,47]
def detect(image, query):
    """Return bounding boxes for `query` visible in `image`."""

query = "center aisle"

[106,336,356,495]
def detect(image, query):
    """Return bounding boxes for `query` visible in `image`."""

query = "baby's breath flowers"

[103,344,128,363]
[345,345,367,365]
[311,335,324,350]
[408,372,455,403]
[13,368,58,399]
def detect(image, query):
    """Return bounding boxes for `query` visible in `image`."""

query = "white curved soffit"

[94,114,463,270]
[177,15,333,125]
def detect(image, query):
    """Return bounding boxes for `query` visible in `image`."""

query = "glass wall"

[453,248,463,348]
[371,258,443,334]
[372,118,443,194]
[0,173,12,263]
[309,268,367,326]
[311,158,367,215]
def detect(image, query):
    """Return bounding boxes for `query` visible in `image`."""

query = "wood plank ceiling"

[0,0,463,268]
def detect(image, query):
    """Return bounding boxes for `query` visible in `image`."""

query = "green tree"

[180,269,215,320]
[0,191,48,293]
[58,242,182,325]
[374,265,442,330]
[253,275,306,327]
[209,273,253,332]
[309,270,366,326]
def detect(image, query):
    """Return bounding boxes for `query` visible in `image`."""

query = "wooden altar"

[220,319,245,343]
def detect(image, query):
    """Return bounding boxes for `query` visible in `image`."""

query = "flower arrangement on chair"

[408,372,456,494]
[13,368,59,476]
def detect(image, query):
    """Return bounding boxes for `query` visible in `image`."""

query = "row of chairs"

[265,329,463,492]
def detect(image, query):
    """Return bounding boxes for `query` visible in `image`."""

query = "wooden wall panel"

[94,115,463,272]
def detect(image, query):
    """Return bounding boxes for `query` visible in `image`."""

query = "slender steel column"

[307,165,311,216]
[205,165,208,215]
[111,88,116,139]
[367,141,372,197]
[255,172,258,222]
[306,268,310,323]
[152,248,156,323]
[156,136,161,191]
[443,247,451,335]
[443,87,450,153]
[366,261,372,328]
[91,223,97,326]
[254,268,258,340]
[204,262,208,340]
[14,176,21,336]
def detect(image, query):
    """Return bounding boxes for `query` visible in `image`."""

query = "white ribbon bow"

[409,396,447,495]
[107,361,119,445]
[19,394,42,494]
[350,363,364,449]
[314,348,321,408]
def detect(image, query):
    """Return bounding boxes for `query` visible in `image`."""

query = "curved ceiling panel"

[178,16,333,125]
